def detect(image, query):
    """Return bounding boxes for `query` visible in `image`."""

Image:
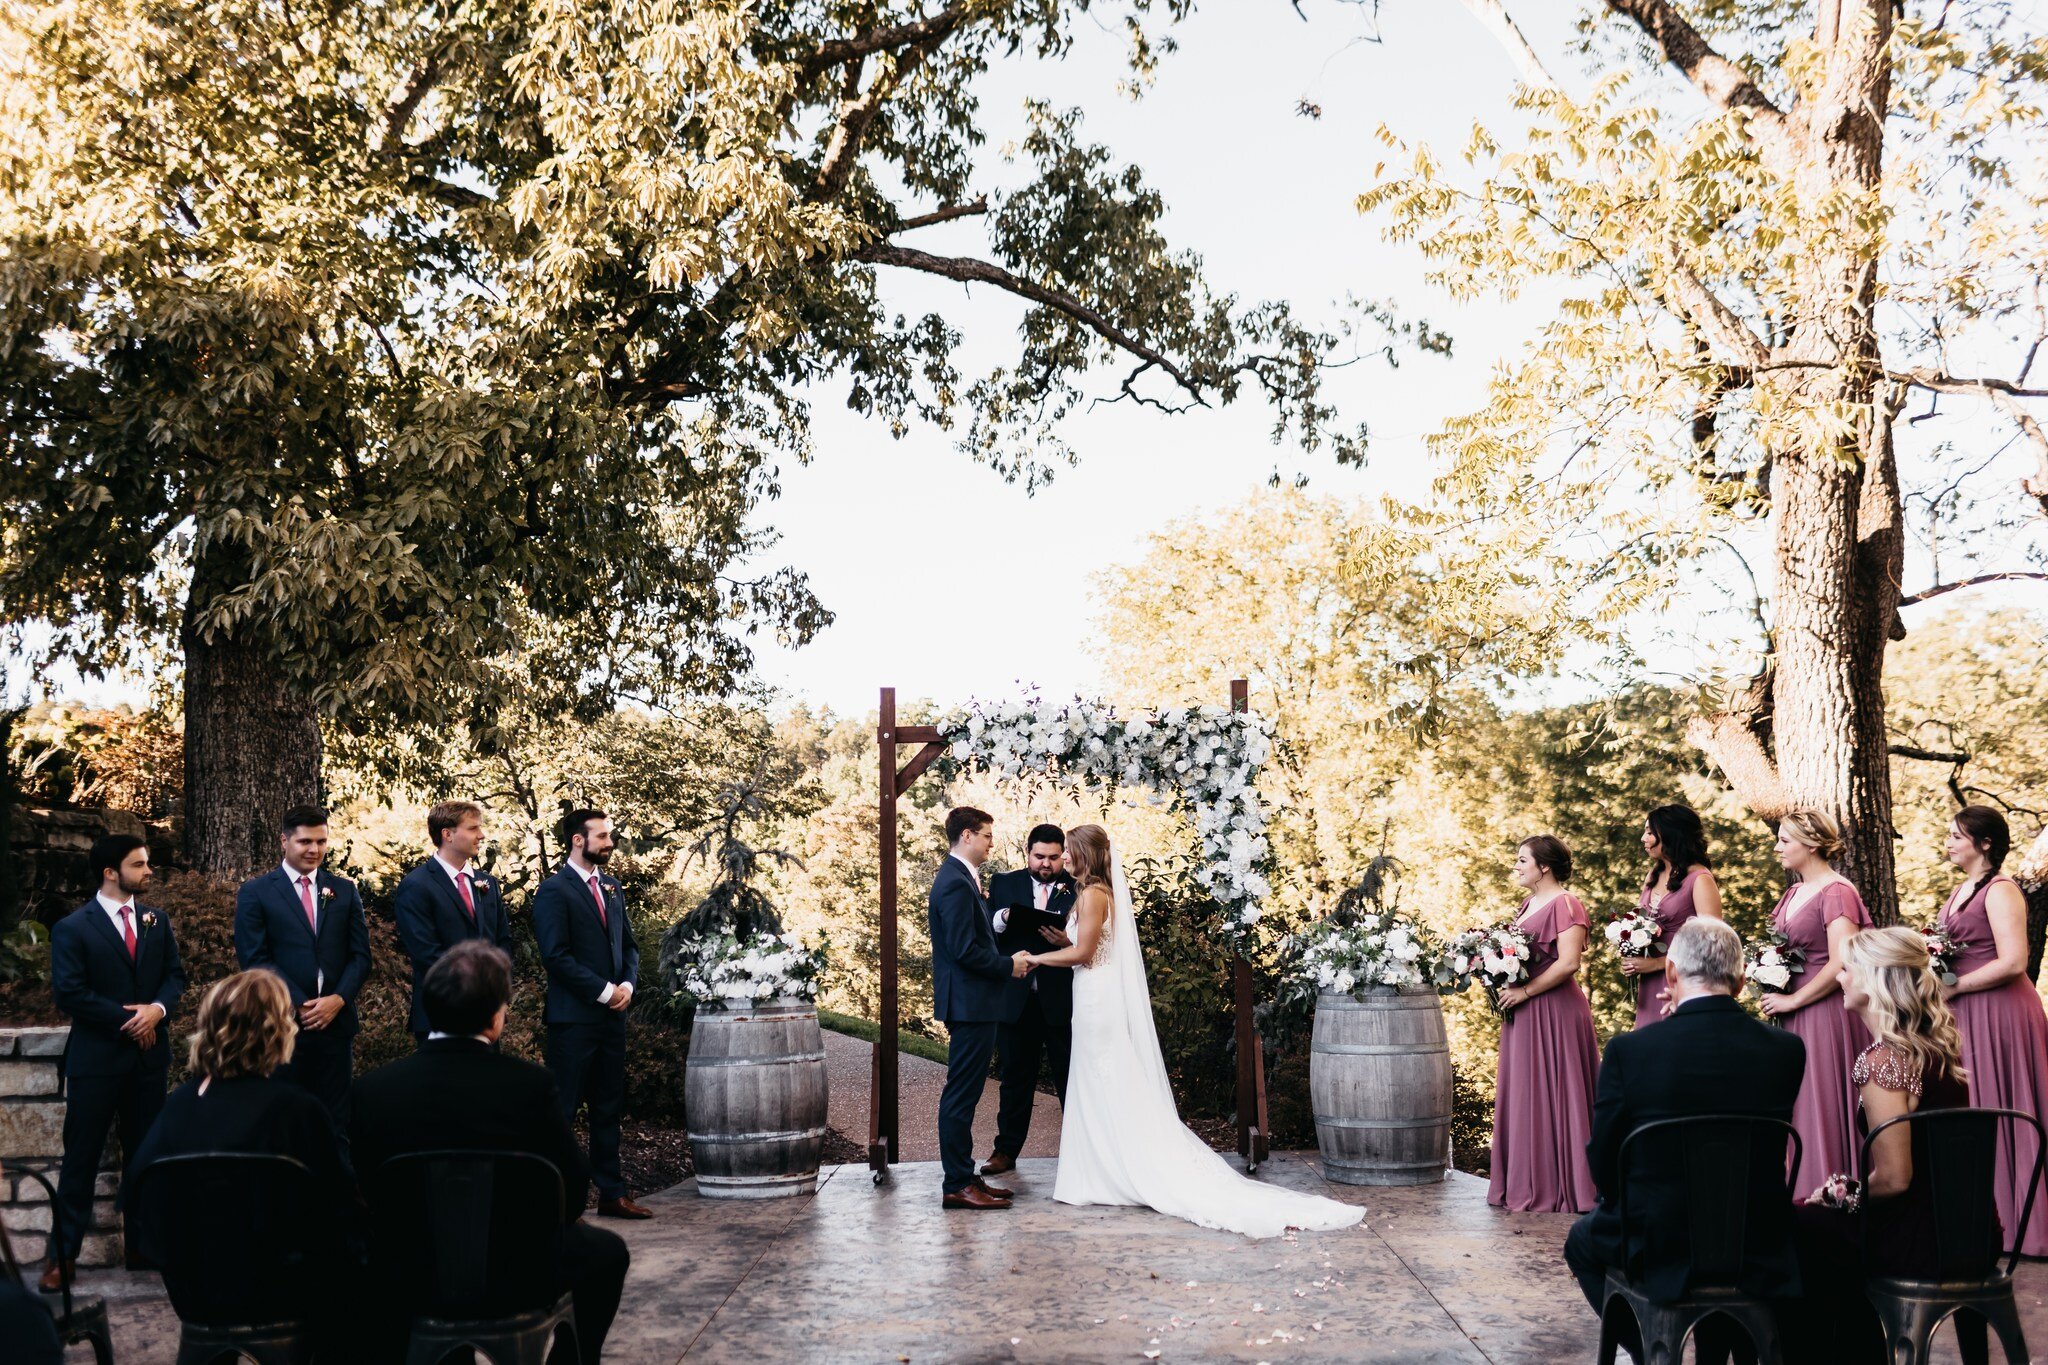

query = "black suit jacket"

[233,867,373,1031]
[351,1038,590,1221]
[986,868,1075,1023]
[391,858,513,1033]
[530,864,639,1026]
[1583,994,1807,1303]
[927,857,1026,1026]
[49,899,185,1077]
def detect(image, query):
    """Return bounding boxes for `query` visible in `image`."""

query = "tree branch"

[376,42,454,151]
[1888,742,1970,764]
[1666,256,1770,366]
[894,198,989,232]
[1457,0,1561,90]
[1605,0,1789,149]
[1900,572,2048,606]
[801,5,971,80]
[854,241,1203,397]
[1890,369,2048,400]
[1685,668,1788,823]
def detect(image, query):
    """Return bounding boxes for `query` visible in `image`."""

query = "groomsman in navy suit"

[392,800,512,1041]
[44,834,184,1290]
[233,805,372,1138]
[531,809,648,1219]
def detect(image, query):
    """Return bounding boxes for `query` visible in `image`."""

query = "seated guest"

[352,941,628,1365]
[126,971,358,1347]
[1565,918,1806,1353]
[1788,927,1995,1363]
[0,1276,62,1364]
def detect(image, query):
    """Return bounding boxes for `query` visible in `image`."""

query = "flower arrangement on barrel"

[656,778,832,1199]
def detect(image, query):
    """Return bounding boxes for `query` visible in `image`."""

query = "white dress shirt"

[566,855,619,1004]
[94,892,164,1021]
[281,861,325,992]
[992,876,1062,935]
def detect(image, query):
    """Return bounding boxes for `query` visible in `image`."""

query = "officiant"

[981,824,1076,1177]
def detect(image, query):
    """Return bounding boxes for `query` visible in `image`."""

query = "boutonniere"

[319,886,336,901]
[601,879,619,893]
[139,910,158,934]
[472,876,492,893]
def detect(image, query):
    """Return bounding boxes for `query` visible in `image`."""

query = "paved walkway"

[821,1026,1063,1162]
[68,1158,2039,1362]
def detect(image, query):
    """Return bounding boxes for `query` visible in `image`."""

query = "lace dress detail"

[1086,910,1114,969]
[1853,1041,1923,1098]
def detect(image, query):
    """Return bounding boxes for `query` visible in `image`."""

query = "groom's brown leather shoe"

[980,1151,1017,1176]
[973,1177,1014,1199]
[943,1185,1012,1210]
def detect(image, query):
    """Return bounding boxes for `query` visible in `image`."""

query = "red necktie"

[298,875,317,930]
[588,875,607,928]
[119,907,136,959]
[456,872,476,923]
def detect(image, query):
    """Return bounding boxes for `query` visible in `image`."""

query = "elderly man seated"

[1563,917,1807,1356]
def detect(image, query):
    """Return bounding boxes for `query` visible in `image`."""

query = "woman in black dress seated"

[1788,926,1998,1362]
[127,970,358,1345]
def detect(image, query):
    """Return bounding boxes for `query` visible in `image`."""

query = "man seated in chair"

[1564,917,1807,1359]
[353,941,629,1365]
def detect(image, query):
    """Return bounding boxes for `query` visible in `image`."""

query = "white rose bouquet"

[669,929,828,1007]
[1743,930,1806,1017]
[1604,910,1663,959]
[1919,923,1967,987]
[1446,923,1533,1016]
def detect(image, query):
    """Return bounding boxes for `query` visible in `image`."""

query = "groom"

[928,807,1034,1210]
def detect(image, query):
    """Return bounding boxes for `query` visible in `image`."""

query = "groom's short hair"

[1026,823,1066,850]
[945,806,993,845]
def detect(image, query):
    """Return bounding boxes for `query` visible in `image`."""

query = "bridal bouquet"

[1920,923,1967,987]
[1604,910,1663,959]
[668,929,828,1007]
[1446,924,1532,1016]
[1743,930,1806,1007]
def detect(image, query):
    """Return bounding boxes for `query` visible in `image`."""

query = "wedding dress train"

[1053,848,1364,1239]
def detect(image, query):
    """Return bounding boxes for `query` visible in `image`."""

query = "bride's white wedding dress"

[1053,848,1364,1239]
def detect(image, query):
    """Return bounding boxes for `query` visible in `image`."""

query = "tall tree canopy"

[1363,0,2048,918]
[0,0,1411,873]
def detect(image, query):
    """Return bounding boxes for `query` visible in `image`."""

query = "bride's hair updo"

[1066,824,1112,891]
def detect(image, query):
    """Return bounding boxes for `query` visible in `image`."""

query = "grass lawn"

[817,1009,953,1066]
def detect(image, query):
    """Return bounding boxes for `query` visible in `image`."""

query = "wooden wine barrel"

[685,997,829,1199]
[1310,988,1453,1186]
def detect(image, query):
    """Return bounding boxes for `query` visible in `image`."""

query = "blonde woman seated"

[1787,927,2000,1363]
[127,970,356,1344]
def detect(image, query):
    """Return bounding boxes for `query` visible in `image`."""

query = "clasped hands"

[1012,925,1072,977]
[120,1002,166,1048]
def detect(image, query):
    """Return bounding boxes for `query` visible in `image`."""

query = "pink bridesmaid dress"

[1488,893,1600,1214]
[1941,873,2048,1256]
[1774,881,1873,1197]
[1632,869,1703,1030]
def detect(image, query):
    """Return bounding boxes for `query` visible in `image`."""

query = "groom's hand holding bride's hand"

[1011,951,1035,978]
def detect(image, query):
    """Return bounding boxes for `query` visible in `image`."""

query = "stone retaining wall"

[0,1026,122,1267]
[8,805,152,923]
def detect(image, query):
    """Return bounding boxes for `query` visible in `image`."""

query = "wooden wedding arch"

[868,680,1271,1184]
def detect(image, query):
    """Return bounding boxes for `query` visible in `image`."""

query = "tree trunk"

[1690,1,1904,921]
[182,608,323,878]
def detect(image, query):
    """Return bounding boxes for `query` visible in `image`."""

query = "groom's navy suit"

[927,854,1026,1196]
[986,868,1074,1159]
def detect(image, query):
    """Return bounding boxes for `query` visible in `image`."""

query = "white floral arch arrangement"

[937,696,1277,946]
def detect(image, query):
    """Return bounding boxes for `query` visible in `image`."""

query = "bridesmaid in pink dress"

[1489,834,1599,1214]
[1756,808,1872,1198]
[1940,805,2048,1256]
[1624,804,1725,1029]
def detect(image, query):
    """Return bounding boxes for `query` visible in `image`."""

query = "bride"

[1023,824,1363,1239]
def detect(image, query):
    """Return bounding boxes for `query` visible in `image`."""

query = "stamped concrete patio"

[68,1155,2048,1362]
